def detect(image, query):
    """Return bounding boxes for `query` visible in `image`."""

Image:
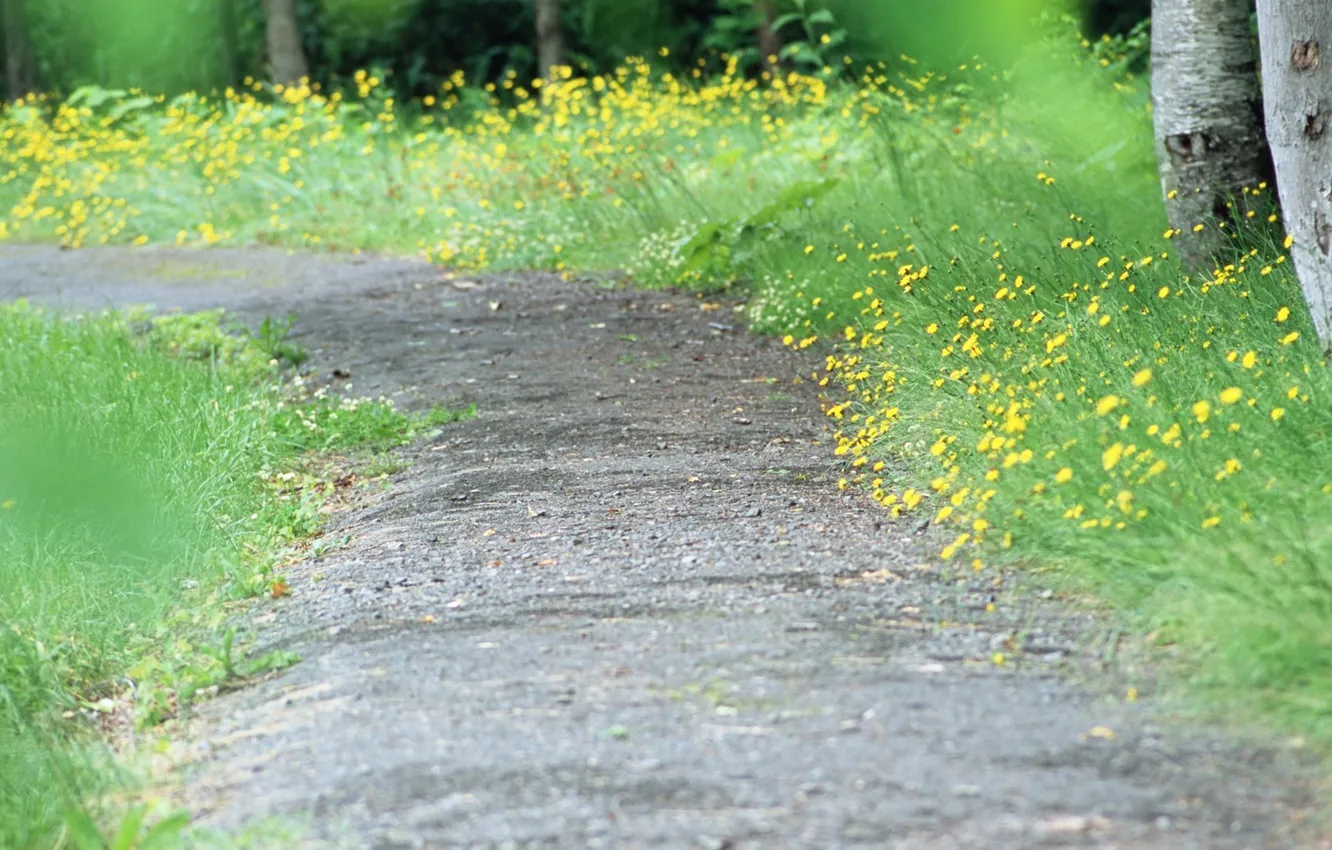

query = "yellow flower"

[1054,467,1073,483]
[1241,351,1256,369]
[1219,387,1243,405]
[1132,368,1152,387]
[1202,515,1221,528]
[1192,400,1211,422]
[1271,407,1286,421]
[1283,233,1294,249]
[1095,394,1119,415]
[1276,306,1290,323]
[804,244,814,255]
[1157,286,1169,299]
[1102,442,1124,471]
[1281,331,1300,345]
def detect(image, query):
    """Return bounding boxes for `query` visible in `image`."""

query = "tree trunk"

[1151,0,1273,270]
[263,0,309,85]
[1256,0,1332,352]
[218,0,241,88]
[1,0,38,101]
[755,0,783,80]
[534,0,564,85]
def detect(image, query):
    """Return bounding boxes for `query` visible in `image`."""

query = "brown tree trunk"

[1,0,38,101]
[534,0,564,85]
[755,0,783,80]
[1256,0,1332,351]
[1150,0,1274,270]
[263,0,309,85]
[219,0,241,87]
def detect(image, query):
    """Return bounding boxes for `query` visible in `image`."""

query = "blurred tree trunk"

[1,0,38,100]
[218,0,241,87]
[1150,0,1273,270]
[755,0,783,80]
[1257,0,1332,352]
[264,0,309,85]
[534,0,565,84]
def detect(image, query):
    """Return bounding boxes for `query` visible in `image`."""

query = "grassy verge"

[0,302,470,847]
[3,19,1332,749]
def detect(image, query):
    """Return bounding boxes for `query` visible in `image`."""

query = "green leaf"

[138,811,192,850]
[741,178,841,231]
[109,806,147,850]
[807,8,837,24]
[61,806,106,850]
[108,97,156,123]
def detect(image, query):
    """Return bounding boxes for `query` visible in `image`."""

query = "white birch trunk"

[1151,0,1273,270]
[1257,0,1332,352]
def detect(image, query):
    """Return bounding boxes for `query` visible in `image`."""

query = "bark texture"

[1151,0,1273,270]
[755,0,783,80]
[1257,0,1332,351]
[263,0,309,85]
[1,0,37,101]
[534,0,565,84]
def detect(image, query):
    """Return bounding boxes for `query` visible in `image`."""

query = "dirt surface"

[1,244,1324,849]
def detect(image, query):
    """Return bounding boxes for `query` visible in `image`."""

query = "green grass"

[0,303,468,848]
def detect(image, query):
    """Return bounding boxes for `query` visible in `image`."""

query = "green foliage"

[6,0,1152,99]
[666,177,842,289]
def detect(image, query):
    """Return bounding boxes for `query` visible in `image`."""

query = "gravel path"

[0,245,1321,849]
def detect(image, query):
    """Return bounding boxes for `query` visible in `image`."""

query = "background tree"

[534,0,564,83]
[1150,0,1273,270]
[218,0,240,87]
[1,0,38,100]
[263,0,308,84]
[754,0,782,78]
[1256,0,1332,351]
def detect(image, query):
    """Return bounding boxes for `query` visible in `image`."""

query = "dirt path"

[1,245,1322,848]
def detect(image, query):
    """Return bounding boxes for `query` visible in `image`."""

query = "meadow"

[3,15,1332,817]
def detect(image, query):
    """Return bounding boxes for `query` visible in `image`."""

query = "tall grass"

[0,304,459,846]
[0,303,285,843]
[3,24,1332,745]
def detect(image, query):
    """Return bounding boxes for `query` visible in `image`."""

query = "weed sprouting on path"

[1,9,1331,815]
[0,303,469,846]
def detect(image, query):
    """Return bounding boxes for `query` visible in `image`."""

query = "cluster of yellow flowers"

[812,206,1319,573]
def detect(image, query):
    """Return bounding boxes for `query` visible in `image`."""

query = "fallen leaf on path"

[1087,725,1115,740]
[536,557,558,567]
[698,302,722,312]
[451,279,480,290]
[270,579,290,598]
[420,614,437,624]
[483,528,497,536]
[488,300,502,311]
[1039,815,1111,835]
[445,598,466,608]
